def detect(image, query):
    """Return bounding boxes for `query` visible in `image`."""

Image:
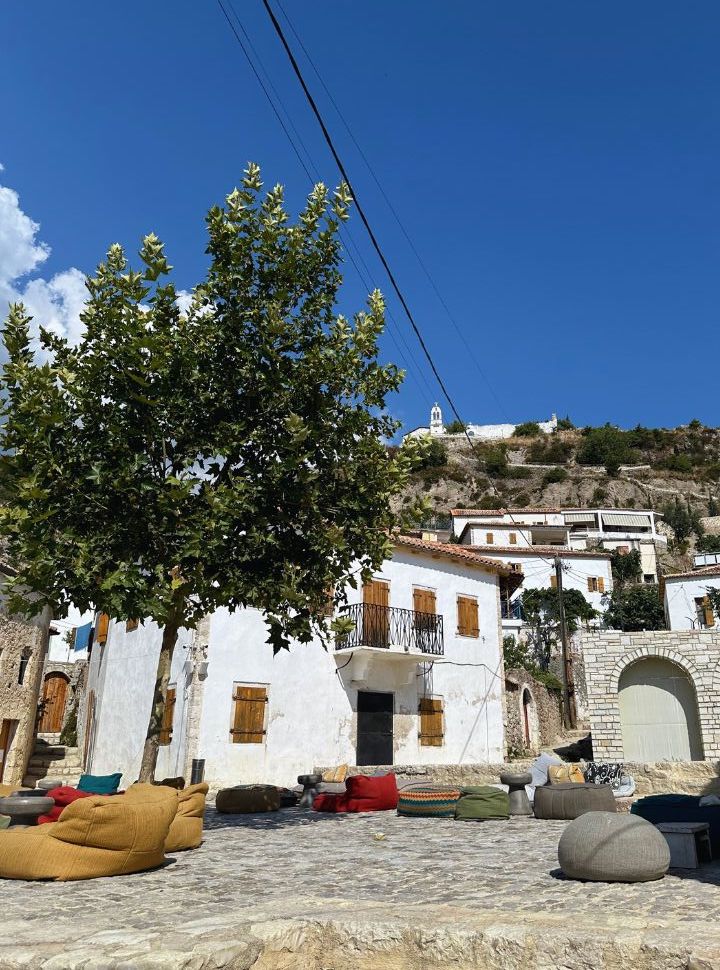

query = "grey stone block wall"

[580,630,720,761]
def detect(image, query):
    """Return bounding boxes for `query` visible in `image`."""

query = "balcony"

[501,600,524,621]
[336,603,444,657]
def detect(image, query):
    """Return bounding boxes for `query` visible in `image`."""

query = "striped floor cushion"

[397,788,462,818]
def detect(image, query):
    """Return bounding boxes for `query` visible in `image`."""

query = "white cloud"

[0,171,85,353]
[175,289,193,315]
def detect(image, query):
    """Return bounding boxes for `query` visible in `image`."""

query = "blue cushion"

[77,772,122,794]
[632,795,720,855]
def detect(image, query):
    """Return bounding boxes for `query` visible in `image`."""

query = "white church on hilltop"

[405,404,558,442]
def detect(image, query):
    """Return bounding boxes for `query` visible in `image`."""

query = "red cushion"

[313,774,398,813]
[38,786,92,824]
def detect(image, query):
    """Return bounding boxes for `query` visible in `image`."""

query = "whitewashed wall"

[468,525,532,548]
[665,574,720,631]
[85,549,507,789]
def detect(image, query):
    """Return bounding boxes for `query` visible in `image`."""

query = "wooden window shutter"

[550,575,557,589]
[704,597,715,627]
[96,613,110,645]
[126,618,139,632]
[486,532,494,544]
[509,533,517,545]
[231,685,267,743]
[457,596,479,637]
[598,577,605,593]
[419,697,444,746]
[363,579,389,608]
[413,588,436,615]
[158,686,176,745]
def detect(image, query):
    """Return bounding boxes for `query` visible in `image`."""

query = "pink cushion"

[313,774,398,813]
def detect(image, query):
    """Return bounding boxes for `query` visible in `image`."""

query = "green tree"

[520,586,597,670]
[484,446,508,478]
[662,497,699,543]
[0,164,420,780]
[576,424,633,474]
[708,495,719,517]
[556,415,575,431]
[414,437,447,470]
[443,419,467,435]
[697,534,720,553]
[610,548,641,586]
[512,421,541,437]
[542,467,568,486]
[602,585,665,632]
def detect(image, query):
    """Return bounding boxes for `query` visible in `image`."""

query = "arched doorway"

[38,672,70,734]
[522,688,533,747]
[618,657,703,761]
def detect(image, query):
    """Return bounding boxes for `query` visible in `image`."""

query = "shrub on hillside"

[504,465,533,479]
[527,438,573,464]
[556,415,575,430]
[576,425,636,473]
[444,419,467,435]
[592,487,607,504]
[513,421,541,437]
[697,534,720,553]
[542,467,568,485]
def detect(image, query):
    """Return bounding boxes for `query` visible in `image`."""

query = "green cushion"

[0,815,10,830]
[77,772,122,794]
[455,786,509,821]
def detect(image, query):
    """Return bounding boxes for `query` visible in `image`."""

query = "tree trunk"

[138,601,183,782]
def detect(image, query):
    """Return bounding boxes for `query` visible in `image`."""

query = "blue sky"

[2,2,719,433]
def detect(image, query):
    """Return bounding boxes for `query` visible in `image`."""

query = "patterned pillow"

[584,762,624,790]
[397,788,462,818]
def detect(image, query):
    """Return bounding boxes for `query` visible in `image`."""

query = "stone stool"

[297,773,322,809]
[656,822,712,869]
[0,795,54,826]
[500,772,532,816]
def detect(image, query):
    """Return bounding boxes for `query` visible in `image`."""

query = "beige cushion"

[548,764,584,785]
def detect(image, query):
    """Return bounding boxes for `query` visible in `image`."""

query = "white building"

[664,564,720,631]
[47,606,95,664]
[83,538,518,789]
[404,404,558,441]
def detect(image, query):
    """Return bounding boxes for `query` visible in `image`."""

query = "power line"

[215,0,434,404]
[274,0,511,422]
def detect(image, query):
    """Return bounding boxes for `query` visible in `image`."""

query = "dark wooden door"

[39,673,69,734]
[356,691,393,765]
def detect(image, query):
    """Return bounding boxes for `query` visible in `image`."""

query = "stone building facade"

[581,630,720,762]
[504,667,563,756]
[0,610,50,787]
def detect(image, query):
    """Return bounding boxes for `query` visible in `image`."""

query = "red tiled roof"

[393,535,517,575]
[664,565,720,581]
[464,543,612,560]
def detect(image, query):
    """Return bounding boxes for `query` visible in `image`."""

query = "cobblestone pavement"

[2,807,720,969]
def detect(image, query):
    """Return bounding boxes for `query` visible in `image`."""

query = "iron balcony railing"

[336,603,444,656]
[501,599,524,620]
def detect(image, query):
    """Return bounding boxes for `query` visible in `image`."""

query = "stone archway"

[618,657,703,761]
[38,672,70,734]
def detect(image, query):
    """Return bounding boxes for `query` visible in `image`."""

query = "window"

[419,697,444,746]
[17,651,30,686]
[617,545,630,555]
[413,587,437,616]
[457,595,479,637]
[550,575,558,589]
[587,577,605,593]
[230,684,268,743]
[643,574,656,585]
[695,597,715,628]
[158,685,176,745]
[126,618,139,632]
[95,613,110,645]
[509,532,517,545]
[486,532,494,544]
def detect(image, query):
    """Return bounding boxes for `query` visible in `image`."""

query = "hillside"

[396,422,720,575]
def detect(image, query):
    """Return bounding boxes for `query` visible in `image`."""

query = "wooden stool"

[656,822,712,869]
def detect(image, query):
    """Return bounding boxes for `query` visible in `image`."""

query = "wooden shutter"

[419,697,444,746]
[486,532,494,544]
[704,597,715,627]
[95,613,110,645]
[158,686,176,745]
[126,618,139,632]
[231,685,267,743]
[363,580,389,607]
[587,577,598,593]
[509,533,517,545]
[413,588,436,615]
[457,596,479,637]
[550,575,558,589]
[598,577,605,594]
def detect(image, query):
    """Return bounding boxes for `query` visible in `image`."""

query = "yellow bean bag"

[0,783,176,881]
[164,783,208,852]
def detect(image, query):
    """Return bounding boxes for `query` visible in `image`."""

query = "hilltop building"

[405,404,558,441]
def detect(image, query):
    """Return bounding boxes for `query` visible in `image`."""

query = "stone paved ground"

[2,807,720,969]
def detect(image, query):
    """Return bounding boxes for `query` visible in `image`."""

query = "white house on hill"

[664,564,720,631]
[404,404,558,441]
[82,538,518,789]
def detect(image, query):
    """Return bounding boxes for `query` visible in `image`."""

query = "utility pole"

[555,557,577,729]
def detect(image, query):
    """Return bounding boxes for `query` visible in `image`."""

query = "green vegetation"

[414,437,447,470]
[697,534,720,553]
[484,446,508,478]
[527,438,573,465]
[504,465,533,479]
[603,585,666,632]
[662,497,703,543]
[610,548,642,586]
[576,424,635,476]
[521,587,597,670]
[592,486,607,504]
[513,421,541,437]
[556,415,575,430]
[502,636,563,689]
[444,419,467,435]
[59,700,78,747]
[0,165,419,780]
[542,467,568,486]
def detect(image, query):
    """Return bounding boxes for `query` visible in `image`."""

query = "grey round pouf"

[558,811,670,883]
[0,795,54,827]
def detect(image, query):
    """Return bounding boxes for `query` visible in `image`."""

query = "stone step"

[31,745,79,758]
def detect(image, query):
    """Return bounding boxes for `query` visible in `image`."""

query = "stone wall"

[581,629,720,761]
[504,668,562,755]
[0,609,50,787]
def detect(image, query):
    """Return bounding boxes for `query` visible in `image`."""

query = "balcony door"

[356,690,393,765]
[363,579,390,648]
[413,588,437,652]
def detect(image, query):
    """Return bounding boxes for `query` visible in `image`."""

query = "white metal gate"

[618,658,703,761]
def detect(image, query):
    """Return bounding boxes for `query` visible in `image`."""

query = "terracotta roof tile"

[664,565,720,581]
[451,507,562,516]
[464,543,612,560]
[393,535,517,575]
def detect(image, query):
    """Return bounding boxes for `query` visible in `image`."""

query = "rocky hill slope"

[395,422,720,574]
